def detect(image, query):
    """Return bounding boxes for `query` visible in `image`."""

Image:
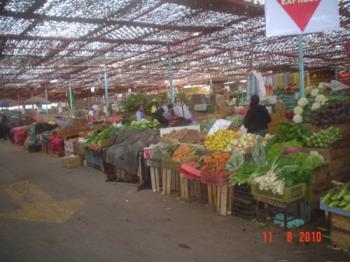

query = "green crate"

[251,183,306,204]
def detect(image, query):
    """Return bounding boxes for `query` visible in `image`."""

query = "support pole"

[45,87,49,114]
[68,80,73,117]
[297,35,305,98]
[166,54,175,104]
[103,68,110,117]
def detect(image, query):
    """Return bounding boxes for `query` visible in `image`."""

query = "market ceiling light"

[240,79,247,83]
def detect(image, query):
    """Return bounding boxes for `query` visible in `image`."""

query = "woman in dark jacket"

[243,95,271,136]
[1,115,11,140]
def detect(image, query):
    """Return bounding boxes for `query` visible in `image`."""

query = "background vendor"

[135,104,145,121]
[243,94,271,136]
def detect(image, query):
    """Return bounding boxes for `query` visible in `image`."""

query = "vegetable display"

[204,129,238,152]
[269,122,310,145]
[161,129,204,144]
[200,119,216,133]
[229,161,258,186]
[171,144,197,162]
[229,138,325,194]
[305,127,343,148]
[130,118,160,129]
[85,125,114,146]
[310,101,350,127]
[198,152,230,174]
[322,184,350,211]
[292,88,328,124]
[230,132,257,154]
[225,116,243,128]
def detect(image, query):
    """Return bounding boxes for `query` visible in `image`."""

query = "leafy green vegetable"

[229,161,258,186]
[269,122,310,145]
[226,151,244,171]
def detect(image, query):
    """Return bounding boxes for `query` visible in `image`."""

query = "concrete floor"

[0,141,349,262]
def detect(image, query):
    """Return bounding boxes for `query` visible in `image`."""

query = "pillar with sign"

[265,0,340,98]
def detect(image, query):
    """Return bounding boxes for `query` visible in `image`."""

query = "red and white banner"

[265,0,340,37]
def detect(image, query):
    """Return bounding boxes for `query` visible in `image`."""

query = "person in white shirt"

[174,100,192,120]
[135,104,145,121]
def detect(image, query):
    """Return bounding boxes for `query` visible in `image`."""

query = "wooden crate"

[331,229,350,250]
[161,159,181,196]
[162,168,180,195]
[310,165,331,194]
[180,173,207,203]
[332,213,350,232]
[330,213,350,250]
[207,184,233,216]
[150,166,162,193]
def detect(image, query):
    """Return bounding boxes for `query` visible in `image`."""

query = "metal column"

[103,68,110,117]
[68,80,74,116]
[45,87,48,114]
[166,55,175,104]
[297,35,305,98]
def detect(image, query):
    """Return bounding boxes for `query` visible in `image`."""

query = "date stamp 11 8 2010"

[262,231,322,244]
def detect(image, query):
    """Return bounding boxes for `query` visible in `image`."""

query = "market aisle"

[0,141,349,262]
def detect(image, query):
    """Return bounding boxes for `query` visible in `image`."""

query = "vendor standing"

[135,104,145,121]
[243,95,271,136]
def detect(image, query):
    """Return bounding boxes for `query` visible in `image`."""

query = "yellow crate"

[63,155,82,168]
[251,183,306,204]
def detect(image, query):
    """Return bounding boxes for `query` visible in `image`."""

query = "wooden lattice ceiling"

[0,0,349,99]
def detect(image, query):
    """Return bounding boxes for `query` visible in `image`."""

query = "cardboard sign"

[265,0,340,37]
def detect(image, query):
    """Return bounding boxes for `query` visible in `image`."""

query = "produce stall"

[321,183,350,250]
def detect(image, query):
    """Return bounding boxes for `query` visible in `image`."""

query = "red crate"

[200,171,230,186]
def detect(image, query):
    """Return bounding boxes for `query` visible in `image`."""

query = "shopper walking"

[243,95,271,136]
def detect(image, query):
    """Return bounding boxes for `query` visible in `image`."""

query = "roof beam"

[2,10,222,32]
[0,34,168,46]
[0,0,10,15]
[164,0,263,17]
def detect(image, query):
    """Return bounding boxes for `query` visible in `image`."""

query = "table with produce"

[145,89,350,222]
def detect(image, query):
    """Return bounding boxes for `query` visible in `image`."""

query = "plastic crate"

[200,171,230,186]
[320,200,350,218]
[251,183,306,204]
[85,148,103,171]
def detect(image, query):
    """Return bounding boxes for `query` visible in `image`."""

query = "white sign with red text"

[265,0,340,37]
